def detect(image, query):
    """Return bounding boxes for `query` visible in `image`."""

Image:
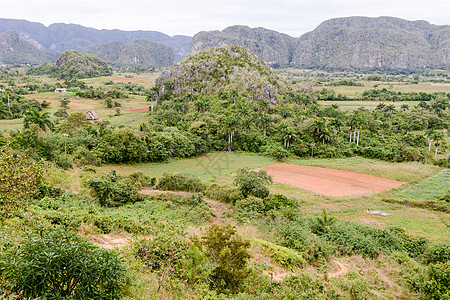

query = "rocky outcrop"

[190,26,298,67]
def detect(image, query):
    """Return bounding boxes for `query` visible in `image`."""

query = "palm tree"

[312,118,330,144]
[425,129,436,152]
[23,108,53,131]
[0,103,9,119]
[400,103,410,111]
[431,131,444,159]
[259,114,272,136]
[329,117,343,134]
[223,114,240,151]
[280,124,296,148]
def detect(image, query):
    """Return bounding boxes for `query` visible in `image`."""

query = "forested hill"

[190,26,298,67]
[0,18,191,61]
[0,30,56,64]
[190,17,450,71]
[84,40,174,69]
[292,16,450,70]
[1,17,449,70]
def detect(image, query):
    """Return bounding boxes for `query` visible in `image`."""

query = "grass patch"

[395,169,450,201]
[97,152,276,180]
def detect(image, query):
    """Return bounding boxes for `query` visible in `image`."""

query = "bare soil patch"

[257,163,404,197]
[328,260,349,278]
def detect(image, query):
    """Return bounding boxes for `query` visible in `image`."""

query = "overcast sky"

[0,0,448,37]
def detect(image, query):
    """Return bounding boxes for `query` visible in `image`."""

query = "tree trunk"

[435,146,438,159]
[349,132,352,142]
[353,129,357,142]
[356,130,360,146]
[429,140,432,152]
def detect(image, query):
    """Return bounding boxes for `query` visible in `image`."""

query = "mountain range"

[0,17,448,70]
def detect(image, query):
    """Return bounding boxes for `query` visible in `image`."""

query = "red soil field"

[257,163,404,197]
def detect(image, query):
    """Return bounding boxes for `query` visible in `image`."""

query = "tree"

[425,129,436,152]
[312,118,330,144]
[280,124,296,148]
[23,108,53,131]
[223,114,240,151]
[0,147,44,218]
[400,103,410,111]
[329,117,343,134]
[431,131,444,159]
[233,169,272,198]
[200,224,250,291]
[0,103,9,120]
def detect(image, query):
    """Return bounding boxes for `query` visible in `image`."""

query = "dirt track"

[257,163,404,197]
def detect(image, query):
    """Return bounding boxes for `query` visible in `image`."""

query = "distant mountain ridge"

[84,40,174,68]
[0,30,56,64]
[0,18,191,61]
[292,16,450,70]
[191,17,450,70]
[190,26,298,67]
[0,17,449,70]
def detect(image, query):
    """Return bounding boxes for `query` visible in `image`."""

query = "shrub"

[205,183,243,204]
[263,194,298,213]
[234,196,266,222]
[0,228,127,299]
[200,224,251,291]
[256,239,307,269]
[0,147,44,218]
[426,243,450,264]
[155,173,204,192]
[233,169,272,199]
[86,176,144,207]
[262,143,289,160]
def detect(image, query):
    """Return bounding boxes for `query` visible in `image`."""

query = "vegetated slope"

[0,18,191,61]
[84,40,174,68]
[292,16,450,70]
[190,25,298,67]
[0,31,55,64]
[54,50,111,79]
[155,45,289,103]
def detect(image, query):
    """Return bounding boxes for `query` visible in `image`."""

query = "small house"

[54,88,67,93]
[85,111,99,121]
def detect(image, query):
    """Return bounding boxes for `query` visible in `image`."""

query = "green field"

[396,169,450,200]
[97,152,276,180]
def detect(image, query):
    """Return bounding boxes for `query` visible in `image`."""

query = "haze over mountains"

[0,16,448,70]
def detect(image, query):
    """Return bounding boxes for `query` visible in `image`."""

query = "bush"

[234,196,266,222]
[262,143,289,160]
[86,175,144,207]
[426,243,450,264]
[200,224,250,291]
[233,169,272,199]
[205,183,243,204]
[256,239,307,269]
[155,173,204,193]
[264,194,298,213]
[0,228,127,299]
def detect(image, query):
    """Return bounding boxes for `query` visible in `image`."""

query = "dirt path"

[328,260,349,278]
[139,188,228,223]
[256,163,404,197]
[90,234,129,250]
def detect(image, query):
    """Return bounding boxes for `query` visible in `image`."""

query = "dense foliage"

[0,228,127,299]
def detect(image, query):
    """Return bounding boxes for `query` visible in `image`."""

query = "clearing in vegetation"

[257,163,405,197]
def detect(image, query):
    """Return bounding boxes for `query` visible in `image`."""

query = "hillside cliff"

[0,31,55,64]
[190,26,297,67]
[292,16,450,70]
[0,18,191,61]
[84,40,174,68]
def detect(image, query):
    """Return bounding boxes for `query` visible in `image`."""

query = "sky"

[0,0,448,37]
